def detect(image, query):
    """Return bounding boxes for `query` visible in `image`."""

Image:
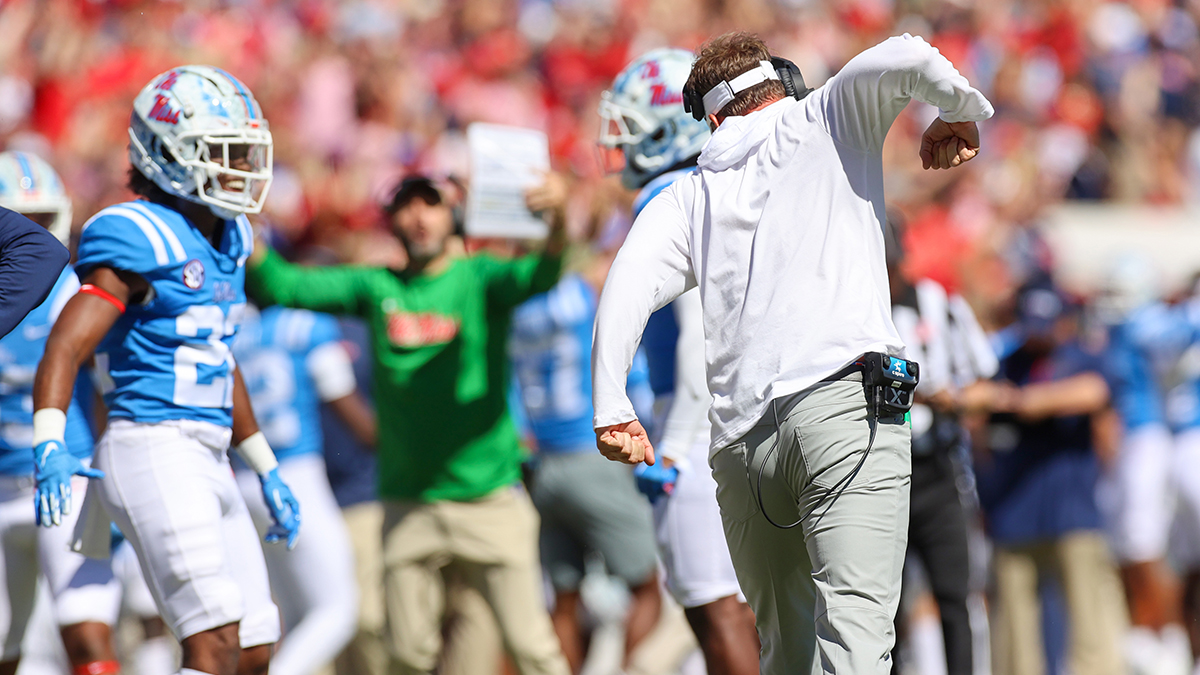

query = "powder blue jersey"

[1105,302,1192,431]
[635,168,695,399]
[1165,300,1200,431]
[76,200,252,428]
[233,306,342,461]
[0,267,93,475]
[510,274,652,454]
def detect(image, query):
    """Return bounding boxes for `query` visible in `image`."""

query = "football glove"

[633,462,678,505]
[260,468,300,549]
[33,439,103,527]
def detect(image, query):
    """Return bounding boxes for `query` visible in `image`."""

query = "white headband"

[701,60,780,117]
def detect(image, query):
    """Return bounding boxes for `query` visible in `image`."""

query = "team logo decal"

[183,259,206,290]
[385,308,459,347]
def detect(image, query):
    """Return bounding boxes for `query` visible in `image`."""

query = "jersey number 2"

[174,304,244,408]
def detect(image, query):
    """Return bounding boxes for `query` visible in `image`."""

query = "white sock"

[1126,627,1162,675]
[1161,624,1194,675]
[136,637,177,675]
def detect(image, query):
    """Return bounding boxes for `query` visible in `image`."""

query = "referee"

[591,33,992,673]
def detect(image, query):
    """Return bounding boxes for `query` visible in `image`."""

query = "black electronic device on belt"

[860,352,919,417]
[753,352,920,530]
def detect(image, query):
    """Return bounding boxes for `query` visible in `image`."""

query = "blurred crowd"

[8,0,1200,674]
[4,0,1200,288]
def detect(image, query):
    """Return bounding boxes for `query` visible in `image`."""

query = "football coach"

[590,32,993,673]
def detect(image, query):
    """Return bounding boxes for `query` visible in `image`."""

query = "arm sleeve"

[305,315,358,402]
[480,251,564,310]
[0,208,69,338]
[246,247,369,316]
[654,290,709,465]
[592,188,695,429]
[812,33,994,152]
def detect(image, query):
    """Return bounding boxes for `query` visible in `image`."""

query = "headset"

[683,56,811,122]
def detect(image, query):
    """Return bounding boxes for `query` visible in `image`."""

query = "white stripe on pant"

[710,379,911,674]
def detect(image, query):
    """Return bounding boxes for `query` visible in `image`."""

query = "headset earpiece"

[682,85,704,122]
[770,56,811,101]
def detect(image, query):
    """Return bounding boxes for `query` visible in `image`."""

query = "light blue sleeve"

[76,211,167,278]
[307,312,344,351]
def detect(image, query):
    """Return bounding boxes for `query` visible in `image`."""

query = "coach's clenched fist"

[596,419,655,465]
[920,118,980,170]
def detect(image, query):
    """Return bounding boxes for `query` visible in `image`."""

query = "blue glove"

[33,440,103,527]
[633,462,678,504]
[260,469,300,549]
[110,522,126,550]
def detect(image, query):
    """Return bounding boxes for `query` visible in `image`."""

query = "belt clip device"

[860,353,919,417]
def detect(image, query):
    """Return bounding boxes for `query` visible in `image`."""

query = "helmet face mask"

[598,48,711,189]
[129,66,273,220]
[0,151,73,244]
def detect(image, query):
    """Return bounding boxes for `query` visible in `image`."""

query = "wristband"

[32,409,67,446]
[79,285,126,314]
[235,431,279,475]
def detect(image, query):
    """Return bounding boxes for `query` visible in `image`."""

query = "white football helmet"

[0,151,72,244]
[599,48,710,189]
[129,66,273,220]
[1096,252,1162,323]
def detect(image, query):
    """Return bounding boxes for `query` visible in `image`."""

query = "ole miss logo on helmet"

[385,309,459,347]
[148,94,181,125]
[639,60,682,107]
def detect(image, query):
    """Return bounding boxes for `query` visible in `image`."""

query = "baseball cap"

[1016,278,1074,336]
[385,175,443,214]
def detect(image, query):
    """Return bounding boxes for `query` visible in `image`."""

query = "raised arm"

[814,33,994,155]
[246,247,369,316]
[0,207,69,338]
[592,187,695,466]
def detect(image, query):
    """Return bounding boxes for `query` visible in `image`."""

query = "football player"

[231,303,375,675]
[32,66,299,675]
[597,49,760,675]
[1100,255,1195,675]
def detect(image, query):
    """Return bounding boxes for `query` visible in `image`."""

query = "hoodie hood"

[698,97,795,171]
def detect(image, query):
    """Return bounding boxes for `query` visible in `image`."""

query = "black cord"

[752,389,880,530]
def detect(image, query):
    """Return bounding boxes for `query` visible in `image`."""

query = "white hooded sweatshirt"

[592,34,995,453]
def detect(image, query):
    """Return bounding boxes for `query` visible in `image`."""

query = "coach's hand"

[33,440,103,527]
[260,469,301,550]
[596,419,656,465]
[920,119,980,170]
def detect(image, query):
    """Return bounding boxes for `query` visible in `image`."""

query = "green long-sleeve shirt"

[247,248,563,502]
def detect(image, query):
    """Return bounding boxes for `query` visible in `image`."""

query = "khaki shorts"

[530,451,658,591]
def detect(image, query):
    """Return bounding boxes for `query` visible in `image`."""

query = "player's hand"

[259,469,301,550]
[633,460,678,504]
[920,119,980,170]
[33,440,103,527]
[596,419,655,466]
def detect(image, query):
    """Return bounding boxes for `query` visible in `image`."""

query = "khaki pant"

[382,486,569,675]
[990,531,1126,675]
[711,379,911,674]
[336,501,387,675]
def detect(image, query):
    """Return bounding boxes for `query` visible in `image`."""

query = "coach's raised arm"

[591,32,992,674]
